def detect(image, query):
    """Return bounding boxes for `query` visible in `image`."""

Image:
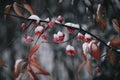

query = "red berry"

[96,67,101,73]
[57,16,64,23]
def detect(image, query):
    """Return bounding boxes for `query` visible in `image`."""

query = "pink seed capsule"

[47,21,55,28]
[67,28,74,33]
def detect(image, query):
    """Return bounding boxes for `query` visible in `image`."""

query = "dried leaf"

[13,2,23,17]
[29,55,50,75]
[3,5,12,21]
[27,69,39,80]
[30,62,50,75]
[112,19,120,33]
[0,58,6,67]
[77,61,86,73]
[29,44,40,57]
[107,49,115,66]
[23,3,35,15]
[14,59,27,78]
[86,60,93,76]
[96,4,107,32]
[90,42,100,61]
[110,37,120,47]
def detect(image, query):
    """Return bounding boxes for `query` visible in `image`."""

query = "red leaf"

[29,44,40,57]
[90,42,100,61]
[27,69,39,80]
[110,37,120,47]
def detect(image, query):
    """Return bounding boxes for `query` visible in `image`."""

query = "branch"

[0,12,119,53]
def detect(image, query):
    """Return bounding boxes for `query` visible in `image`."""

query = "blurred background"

[0,0,120,80]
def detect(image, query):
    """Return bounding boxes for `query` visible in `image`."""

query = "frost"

[28,15,41,23]
[65,22,80,29]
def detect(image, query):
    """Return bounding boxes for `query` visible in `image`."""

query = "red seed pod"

[57,16,64,23]
[67,28,74,33]
[21,23,27,30]
[96,67,101,73]
[47,21,55,28]
[34,26,44,37]
[41,34,48,40]
[66,45,76,56]
[77,33,84,41]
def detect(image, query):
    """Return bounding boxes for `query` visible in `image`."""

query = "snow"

[53,34,58,38]
[57,31,63,36]
[85,33,92,39]
[35,26,44,32]
[45,18,50,21]
[81,24,88,30]
[65,22,80,29]
[82,42,89,55]
[97,4,101,15]
[28,15,41,23]
[78,32,84,36]
[66,45,71,50]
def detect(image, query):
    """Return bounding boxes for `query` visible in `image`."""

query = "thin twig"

[0,12,119,53]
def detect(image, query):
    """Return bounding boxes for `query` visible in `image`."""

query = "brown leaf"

[110,37,120,47]
[96,18,107,32]
[96,4,107,32]
[3,5,12,21]
[106,49,115,66]
[29,44,40,57]
[112,19,120,33]
[13,2,24,17]
[86,60,93,76]
[77,61,86,73]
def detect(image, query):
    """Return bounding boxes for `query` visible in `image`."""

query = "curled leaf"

[86,60,93,76]
[29,44,40,57]
[96,4,107,32]
[106,49,115,66]
[3,5,12,21]
[112,19,120,33]
[109,37,120,47]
